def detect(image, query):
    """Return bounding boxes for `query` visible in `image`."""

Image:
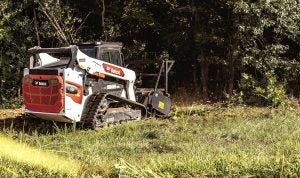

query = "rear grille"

[23,86,61,105]
[22,75,64,113]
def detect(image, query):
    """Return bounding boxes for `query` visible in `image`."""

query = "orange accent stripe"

[92,72,105,78]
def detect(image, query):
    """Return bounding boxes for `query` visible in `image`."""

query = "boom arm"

[76,49,137,101]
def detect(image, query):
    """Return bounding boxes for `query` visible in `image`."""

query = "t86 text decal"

[102,63,125,77]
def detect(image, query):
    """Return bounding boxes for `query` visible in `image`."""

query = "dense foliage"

[0,0,299,108]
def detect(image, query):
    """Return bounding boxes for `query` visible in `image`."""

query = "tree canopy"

[0,0,299,108]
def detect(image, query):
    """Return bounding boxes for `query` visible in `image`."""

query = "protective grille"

[22,75,64,113]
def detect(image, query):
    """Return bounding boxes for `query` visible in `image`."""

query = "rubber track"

[80,93,103,128]
[80,92,147,128]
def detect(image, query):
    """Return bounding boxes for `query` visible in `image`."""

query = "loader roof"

[73,41,123,48]
[28,46,77,54]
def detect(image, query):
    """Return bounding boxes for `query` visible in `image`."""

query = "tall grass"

[0,135,80,177]
[0,105,299,177]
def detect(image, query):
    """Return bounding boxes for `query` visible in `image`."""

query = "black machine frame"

[127,59,175,97]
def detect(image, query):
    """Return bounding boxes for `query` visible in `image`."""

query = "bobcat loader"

[22,42,174,128]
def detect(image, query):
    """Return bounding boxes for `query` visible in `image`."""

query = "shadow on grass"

[0,114,82,135]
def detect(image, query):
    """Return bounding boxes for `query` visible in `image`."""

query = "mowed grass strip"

[0,135,81,176]
[1,105,300,177]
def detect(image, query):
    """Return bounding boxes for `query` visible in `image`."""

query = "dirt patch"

[0,108,23,120]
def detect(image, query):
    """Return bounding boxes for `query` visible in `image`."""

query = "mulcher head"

[143,91,172,116]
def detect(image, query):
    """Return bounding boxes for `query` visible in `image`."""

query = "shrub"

[230,71,289,107]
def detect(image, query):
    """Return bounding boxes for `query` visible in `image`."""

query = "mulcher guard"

[131,59,175,117]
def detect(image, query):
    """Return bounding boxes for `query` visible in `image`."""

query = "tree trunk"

[0,48,3,103]
[101,0,105,30]
[201,61,209,100]
[192,60,199,93]
[17,62,21,98]
[37,0,69,44]
[228,47,235,94]
[216,67,220,96]
[96,0,106,40]
[33,9,41,46]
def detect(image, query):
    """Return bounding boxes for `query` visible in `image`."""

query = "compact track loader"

[22,42,174,128]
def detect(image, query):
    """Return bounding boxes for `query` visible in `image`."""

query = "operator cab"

[77,42,124,67]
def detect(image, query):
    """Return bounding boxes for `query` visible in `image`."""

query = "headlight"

[66,84,78,94]
[65,81,82,104]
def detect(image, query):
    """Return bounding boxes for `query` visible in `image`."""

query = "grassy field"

[0,105,299,177]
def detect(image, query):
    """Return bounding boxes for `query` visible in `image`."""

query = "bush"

[0,96,23,109]
[230,71,289,107]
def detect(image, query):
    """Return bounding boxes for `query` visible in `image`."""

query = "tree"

[0,0,299,108]
[36,0,86,45]
[0,0,34,108]
[230,0,300,104]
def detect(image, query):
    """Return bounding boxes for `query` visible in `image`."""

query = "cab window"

[79,47,97,58]
[100,49,122,66]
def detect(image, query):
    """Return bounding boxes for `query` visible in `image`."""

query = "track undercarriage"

[80,92,147,129]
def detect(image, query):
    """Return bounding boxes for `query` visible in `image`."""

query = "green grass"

[0,105,300,177]
[0,135,80,177]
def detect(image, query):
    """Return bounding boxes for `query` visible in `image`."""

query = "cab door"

[99,47,124,67]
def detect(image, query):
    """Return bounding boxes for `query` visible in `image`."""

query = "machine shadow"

[0,115,84,135]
